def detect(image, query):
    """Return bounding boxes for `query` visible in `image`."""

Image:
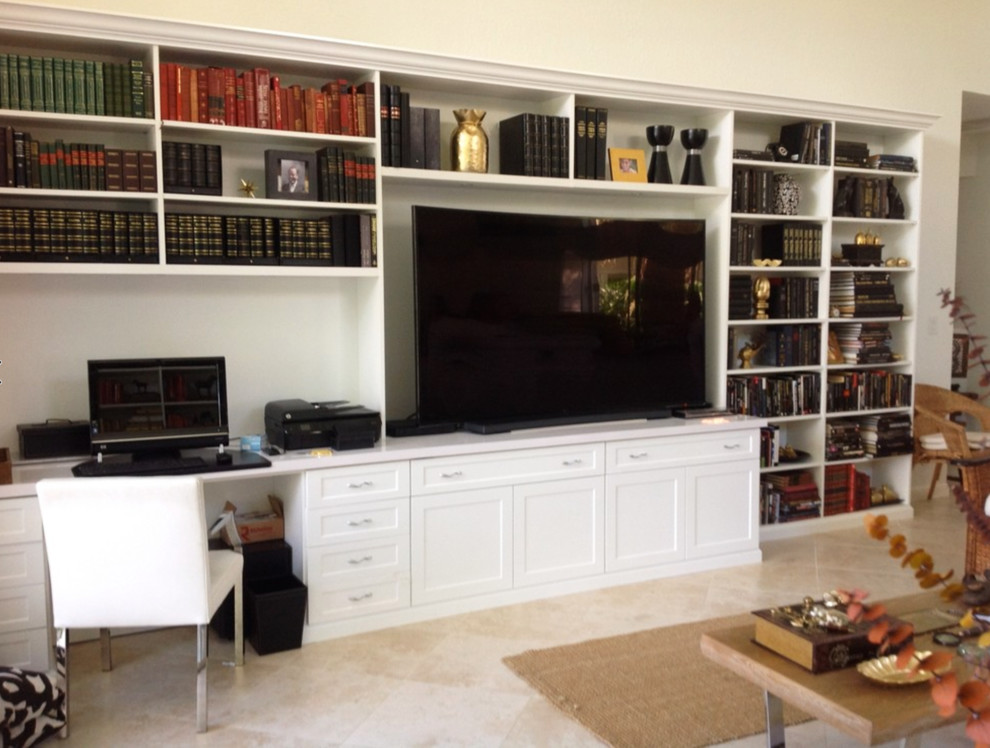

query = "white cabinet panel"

[685,460,759,559]
[411,487,512,605]
[606,467,684,571]
[513,477,604,587]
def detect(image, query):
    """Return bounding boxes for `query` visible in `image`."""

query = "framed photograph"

[952,333,970,378]
[608,148,647,183]
[265,150,317,200]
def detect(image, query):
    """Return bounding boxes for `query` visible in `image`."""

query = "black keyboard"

[72,451,271,477]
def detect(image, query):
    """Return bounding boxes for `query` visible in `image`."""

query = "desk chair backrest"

[37,476,212,629]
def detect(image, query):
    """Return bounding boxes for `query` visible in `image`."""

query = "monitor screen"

[411,206,707,433]
[86,356,229,457]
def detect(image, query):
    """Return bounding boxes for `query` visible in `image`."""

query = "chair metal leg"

[233,576,244,667]
[99,627,112,672]
[54,626,69,739]
[196,623,208,733]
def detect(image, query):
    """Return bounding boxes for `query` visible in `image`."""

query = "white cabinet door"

[411,487,512,605]
[605,467,684,572]
[685,460,759,559]
[513,477,604,588]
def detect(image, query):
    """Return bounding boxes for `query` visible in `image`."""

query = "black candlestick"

[680,128,708,186]
[646,125,674,184]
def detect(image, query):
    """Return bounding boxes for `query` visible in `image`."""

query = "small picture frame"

[265,150,316,200]
[952,333,970,378]
[608,148,647,183]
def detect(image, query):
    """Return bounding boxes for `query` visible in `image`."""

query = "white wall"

[5,0,990,445]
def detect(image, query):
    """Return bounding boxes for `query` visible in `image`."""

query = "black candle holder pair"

[646,126,707,185]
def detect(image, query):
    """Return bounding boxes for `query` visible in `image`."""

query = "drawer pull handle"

[347,518,374,527]
[348,592,374,602]
[562,459,583,466]
[348,480,374,489]
[348,556,374,565]
[440,470,463,479]
[723,443,742,450]
[629,452,649,459]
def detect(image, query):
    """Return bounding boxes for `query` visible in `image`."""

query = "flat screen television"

[85,356,230,457]
[411,206,707,433]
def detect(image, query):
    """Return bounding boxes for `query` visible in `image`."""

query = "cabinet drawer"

[307,499,409,547]
[0,584,47,635]
[412,443,604,494]
[306,461,410,509]
[607,430,757,472]
[307,575,409,624]
[307,535,410,582]
[0,626,50,671]
[0,499,42,546]
[0,543,45,589]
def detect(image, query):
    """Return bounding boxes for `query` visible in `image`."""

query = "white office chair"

[35,476,244,735]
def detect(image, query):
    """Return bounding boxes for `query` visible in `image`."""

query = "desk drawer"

[307,535,410,581]
[0,626,50,670]
[412,443,604,495]
[0,584,46,635]
[607,430,757,473]
[306,461,409,509]
[307,575,409,624]
[0,499,42,546]
[0,543,45,589]
[307,499,409,547]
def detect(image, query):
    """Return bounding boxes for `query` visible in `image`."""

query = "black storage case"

[210,539,293,640]
[17,420,90,459]
[246,575,308,655]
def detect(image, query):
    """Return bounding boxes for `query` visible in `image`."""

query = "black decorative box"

[840,243,884,266]
[17,420,90,459]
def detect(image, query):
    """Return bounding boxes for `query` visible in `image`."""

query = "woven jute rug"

[503,613,810,747]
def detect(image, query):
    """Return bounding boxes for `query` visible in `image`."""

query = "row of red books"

[157,63,375,137]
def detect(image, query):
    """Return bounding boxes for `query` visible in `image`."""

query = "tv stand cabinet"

[2,417,761,655]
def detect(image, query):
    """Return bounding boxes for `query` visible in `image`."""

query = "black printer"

[264,399,381,451]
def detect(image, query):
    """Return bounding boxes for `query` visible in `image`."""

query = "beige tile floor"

[54,470,974,747]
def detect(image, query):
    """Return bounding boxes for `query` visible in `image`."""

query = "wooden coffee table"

[699,592,967,746]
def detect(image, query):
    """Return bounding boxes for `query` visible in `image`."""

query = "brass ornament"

[451,109,488,173]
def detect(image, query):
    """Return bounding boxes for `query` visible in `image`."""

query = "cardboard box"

[752,602,909,673]
[216,495,284,547]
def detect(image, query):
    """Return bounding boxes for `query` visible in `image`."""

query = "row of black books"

[760,470,822,525]
[823,464,872,516]
[832,322,894,364]
[768,276,819,319]
[867,154,917,173]
[860,413,913,457]
[776,121,831,166]
[829,273,903,318]
[731,167,785,214]
[731,221,822,267]
[315,146,376,204]
[726,372,821,417]
[0,53,151,118]
[729,275,755,320]
[2,127,156,192]
[833,176,903,219]
[163,212,376,267]
[499,112,570,178]
[825,369,912,413]
[0,207,158,262]
[574,106,607,180]
[162,141,222,195]
[825,418,865,461]
[378,84,441,170]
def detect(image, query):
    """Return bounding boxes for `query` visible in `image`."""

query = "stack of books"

[850,273,902,317]
[860,413,913,457]
[834,140,870,168]
[760,469,822,524]
[825,418,865,461]
[867,153,917,173]
[833,322,894,364]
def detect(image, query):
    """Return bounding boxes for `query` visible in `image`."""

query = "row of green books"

[0,53,152,118]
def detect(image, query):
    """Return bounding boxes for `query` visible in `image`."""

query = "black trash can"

[210,539,293,640]
[246,575,307,655]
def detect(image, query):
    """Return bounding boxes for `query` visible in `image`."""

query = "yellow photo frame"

[609,148,647,182]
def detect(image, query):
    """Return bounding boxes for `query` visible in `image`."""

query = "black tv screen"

[86,356,230,456]
[412,206,707,433]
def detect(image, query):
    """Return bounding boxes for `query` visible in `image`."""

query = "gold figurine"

[753,276,771,320]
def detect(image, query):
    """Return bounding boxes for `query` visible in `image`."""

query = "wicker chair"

[913,383,990,500]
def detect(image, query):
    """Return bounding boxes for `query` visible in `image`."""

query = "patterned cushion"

[0,667,65,748]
